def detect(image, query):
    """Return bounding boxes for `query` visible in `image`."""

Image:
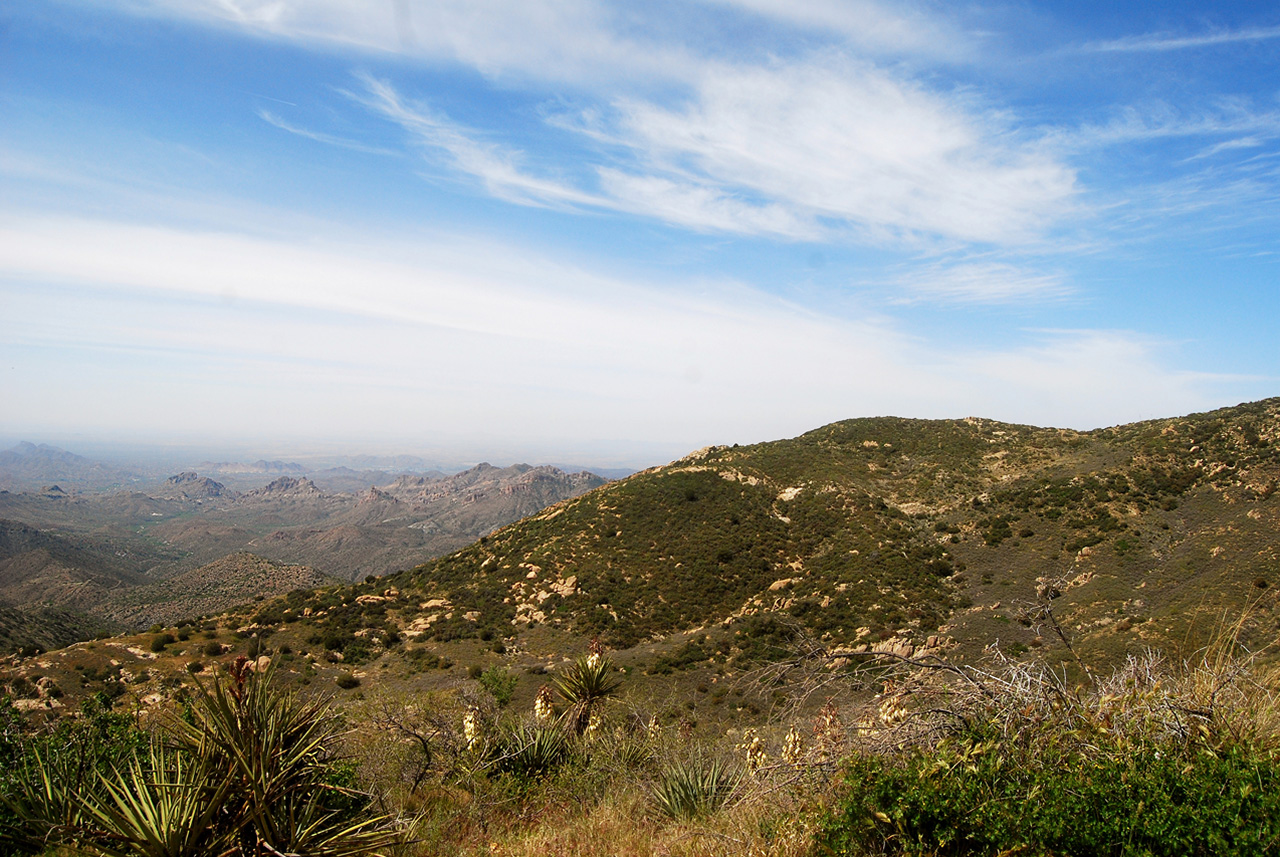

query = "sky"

[1,1,1278,467]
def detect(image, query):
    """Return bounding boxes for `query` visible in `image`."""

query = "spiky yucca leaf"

[172,659,401,857]
[490,724,571,782]
[83,740,227,857]
[0,742,94,850]
[653,756,740,819]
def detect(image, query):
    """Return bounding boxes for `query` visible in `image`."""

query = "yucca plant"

[652,756,740,819]
[489,724,571,783]
[5,658,401,857]
[1,741,96,852]
[171,656,401,857]
[553,650,622,736]
[82,740,227,857]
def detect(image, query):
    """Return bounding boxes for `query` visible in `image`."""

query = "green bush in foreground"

[822,735,1280,856]
[819,643,1280,857]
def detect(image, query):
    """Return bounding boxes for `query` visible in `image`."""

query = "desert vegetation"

[3,616,1277,856]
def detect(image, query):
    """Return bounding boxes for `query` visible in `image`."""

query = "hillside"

[97,552,339,628]
[273,398,1280,672]
[5,399,1278,725]
[4,400,1278,857]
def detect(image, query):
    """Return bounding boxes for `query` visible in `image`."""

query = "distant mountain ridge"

[0,442,141,492]
[0,460,609,640]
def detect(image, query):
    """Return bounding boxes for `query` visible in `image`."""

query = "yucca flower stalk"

[533,685,554,724]
[463,707,481,750]
[782,725,804,768]
[735,729,768,774]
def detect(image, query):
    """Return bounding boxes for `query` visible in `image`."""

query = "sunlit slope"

[376,399,1279,658]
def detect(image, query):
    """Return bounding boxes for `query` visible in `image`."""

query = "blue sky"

[1,1,1278,466]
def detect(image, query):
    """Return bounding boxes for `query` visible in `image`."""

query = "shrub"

[822,737,1280,856]
[818,640,1280,857]
[478,666,518,707]
[150,633,176,653]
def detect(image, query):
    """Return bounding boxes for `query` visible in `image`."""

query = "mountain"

[0,462,609,640]
[0,442,141,492]
[0,519,153,612]
[293,397,1279,669]
[161,472,235,500]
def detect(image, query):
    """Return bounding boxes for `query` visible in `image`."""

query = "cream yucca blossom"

[585,709,603,737]
[736,728,768,773]
[586,637,604,670]
[782,725,804,767]
[533,685,554,723]
[463,707,481,750]
[877,694,908,726]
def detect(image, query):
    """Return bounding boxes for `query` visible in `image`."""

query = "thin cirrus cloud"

[352,62,1078,247]
[1083,24,1280,53]
[109,1,1079,247]
[890,262,1069,305]
[701,0,977,62]
[256,109,399,157]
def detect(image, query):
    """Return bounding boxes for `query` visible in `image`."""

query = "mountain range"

[0,461,608,646]
[2,398,1277,721]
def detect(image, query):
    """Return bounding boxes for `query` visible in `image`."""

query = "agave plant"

[553,653,622,736]
[652,756,740,819]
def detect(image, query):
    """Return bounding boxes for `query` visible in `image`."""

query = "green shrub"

[150,632,176,653]
[822,736,1280,856]
[478,666,518,707]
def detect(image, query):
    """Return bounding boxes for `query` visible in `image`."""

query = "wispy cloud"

[0,214,1251,442]
[604,58,1076,245]
[257,109,398,156]
[1063,102,1280,149]
[350,75,610,210]
[700,0,977,62]
[98,1,1079,248]
[1084,25,1280,53]
[891,262,1069,304]
[357,62,1077,246]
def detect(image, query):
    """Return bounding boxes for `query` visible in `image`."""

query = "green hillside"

[272,398,1280,671]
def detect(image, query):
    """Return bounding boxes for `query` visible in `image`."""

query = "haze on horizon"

[2,1,1278,467]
